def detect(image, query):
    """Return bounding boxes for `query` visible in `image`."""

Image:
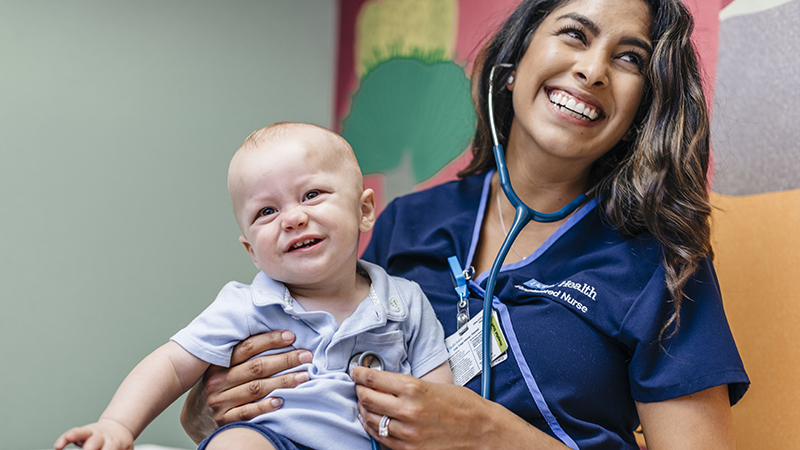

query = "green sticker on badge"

[490,314,508,354]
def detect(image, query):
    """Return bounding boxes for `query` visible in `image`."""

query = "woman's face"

[507,0,652,170]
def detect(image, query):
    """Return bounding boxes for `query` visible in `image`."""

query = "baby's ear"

[239,235,259,268]
[359,188,377,233]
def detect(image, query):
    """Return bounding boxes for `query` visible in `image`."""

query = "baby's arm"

[54,341,209,450]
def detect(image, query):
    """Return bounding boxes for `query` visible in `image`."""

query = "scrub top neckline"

[466,170,597,285]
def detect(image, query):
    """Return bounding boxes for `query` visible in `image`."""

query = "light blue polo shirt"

[171,260,449,450]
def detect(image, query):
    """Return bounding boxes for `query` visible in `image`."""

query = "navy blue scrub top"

[362,171,749,450]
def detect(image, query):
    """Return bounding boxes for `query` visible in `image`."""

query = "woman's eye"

[566,30,583,40]
[558,26,586,43]
[619,52,646,70]
[304,190,321,201]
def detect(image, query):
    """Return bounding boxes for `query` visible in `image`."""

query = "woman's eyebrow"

[619,36,653,56]
[556,13,653,55]
[557,13,600,35]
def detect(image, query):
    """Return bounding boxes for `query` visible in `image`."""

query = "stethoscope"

[476,64,589,399]
[351,65,590,450]
[348,351,386,450]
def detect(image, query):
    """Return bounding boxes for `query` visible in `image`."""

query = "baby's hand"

[54,418,134,450]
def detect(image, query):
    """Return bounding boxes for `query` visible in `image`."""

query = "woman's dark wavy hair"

[460,0,712,337]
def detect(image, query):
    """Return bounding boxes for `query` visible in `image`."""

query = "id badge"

[445,310,509,386]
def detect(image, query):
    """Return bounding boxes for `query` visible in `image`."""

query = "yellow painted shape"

[356,0,456,76]
[710,189,800,449]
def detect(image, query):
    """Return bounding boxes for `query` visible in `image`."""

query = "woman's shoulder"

[388,173,486,211]
[366,174,488,264]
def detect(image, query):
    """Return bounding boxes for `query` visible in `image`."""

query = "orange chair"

[710,190,800,449]
[634,189,800,449]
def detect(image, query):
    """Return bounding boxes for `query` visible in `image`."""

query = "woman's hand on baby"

[54,418,133,450]
[352,368,569,450]
[180,330,313,443]
[352,367,490,450]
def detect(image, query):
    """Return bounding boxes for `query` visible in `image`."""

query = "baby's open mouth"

[289,238,321,251]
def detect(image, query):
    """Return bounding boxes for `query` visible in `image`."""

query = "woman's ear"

[359,188,377,233]
[507,70,516,91]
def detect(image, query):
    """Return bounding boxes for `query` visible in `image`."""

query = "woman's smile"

[546,89,602,122]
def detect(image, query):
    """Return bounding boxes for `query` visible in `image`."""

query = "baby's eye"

[258,207,276,217]
[304,190,321,201]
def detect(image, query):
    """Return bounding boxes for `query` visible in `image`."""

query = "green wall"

[0,1,335,448]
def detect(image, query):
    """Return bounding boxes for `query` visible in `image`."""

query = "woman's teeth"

[548,91,600,121]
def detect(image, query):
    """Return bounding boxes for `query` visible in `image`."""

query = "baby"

[55,122,452,450]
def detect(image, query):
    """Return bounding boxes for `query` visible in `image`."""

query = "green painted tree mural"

[341,57,475,190]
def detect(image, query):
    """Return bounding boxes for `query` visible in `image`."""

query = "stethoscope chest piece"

[349,351,386,372]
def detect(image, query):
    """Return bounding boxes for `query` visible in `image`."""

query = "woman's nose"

[281,206,308,230]
[574,50,609,87]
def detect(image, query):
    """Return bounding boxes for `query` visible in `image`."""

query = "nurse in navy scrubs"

[182,0,748,448]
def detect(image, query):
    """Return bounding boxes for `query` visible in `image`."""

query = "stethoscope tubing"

[356,351,385,450]
[481,66,587,399]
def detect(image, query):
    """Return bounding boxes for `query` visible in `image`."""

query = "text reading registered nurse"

[181,0,749,449]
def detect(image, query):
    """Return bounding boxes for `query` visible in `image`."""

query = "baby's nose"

[281,207,308,230]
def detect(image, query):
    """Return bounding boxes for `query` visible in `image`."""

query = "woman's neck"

[501,151,592,213]
[501,120,598,210]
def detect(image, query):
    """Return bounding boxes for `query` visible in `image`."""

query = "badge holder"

[448,256,474,333]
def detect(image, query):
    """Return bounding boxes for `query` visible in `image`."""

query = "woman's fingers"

[229,330,296,366]
[202,344,313,425]
[351,366,420,397]
[354,368,503,450]
[217,395,284,424]
[208,371,309,424]
[352,368,430,449]
[352,367,428,421]
[206,348,312,394]
[181,332,313,442]
[360,409,407,450]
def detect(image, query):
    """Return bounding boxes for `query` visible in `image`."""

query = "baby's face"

[232,131,373,289]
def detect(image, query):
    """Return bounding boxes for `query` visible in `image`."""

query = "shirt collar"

[248,260,409,322]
